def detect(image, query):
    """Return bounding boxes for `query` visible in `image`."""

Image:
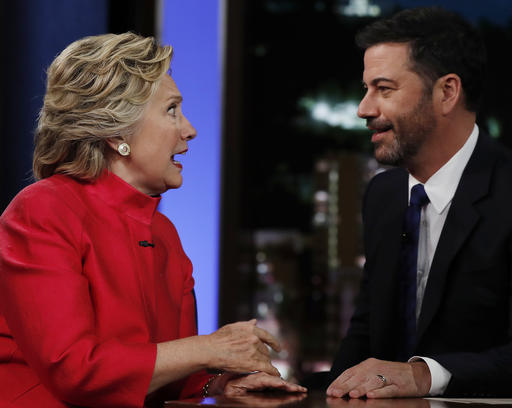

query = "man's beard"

[369,91,437,167]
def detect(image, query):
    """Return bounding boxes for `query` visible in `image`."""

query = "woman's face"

[111,74,197,195]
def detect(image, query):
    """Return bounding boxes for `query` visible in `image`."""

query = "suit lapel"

[417,133,496,341]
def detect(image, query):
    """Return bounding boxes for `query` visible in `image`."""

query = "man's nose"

[358,91,378,119]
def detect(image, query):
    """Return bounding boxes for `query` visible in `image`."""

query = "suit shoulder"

[493,142,512,168]
[366,167,408,198]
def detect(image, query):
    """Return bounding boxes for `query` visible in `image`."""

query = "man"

[326,7,512,398]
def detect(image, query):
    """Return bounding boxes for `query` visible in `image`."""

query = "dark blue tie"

[401,183,429,359]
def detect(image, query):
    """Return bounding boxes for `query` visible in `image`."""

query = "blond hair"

[33,32,173,180]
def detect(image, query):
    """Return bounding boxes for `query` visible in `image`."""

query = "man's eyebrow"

[369,77,398,87]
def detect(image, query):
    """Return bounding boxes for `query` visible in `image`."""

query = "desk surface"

[163,392,512,408]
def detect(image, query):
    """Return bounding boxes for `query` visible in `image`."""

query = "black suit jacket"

[329,132,512,397]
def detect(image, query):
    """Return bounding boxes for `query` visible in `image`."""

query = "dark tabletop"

[163,391,512,408]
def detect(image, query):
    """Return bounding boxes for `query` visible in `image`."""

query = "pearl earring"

[117,142,131,156]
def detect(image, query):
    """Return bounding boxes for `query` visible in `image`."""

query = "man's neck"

[407,114,476,183]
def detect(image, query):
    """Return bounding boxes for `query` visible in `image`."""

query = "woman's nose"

[182,115,197,141]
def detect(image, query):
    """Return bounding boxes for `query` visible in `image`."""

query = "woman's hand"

[149,319,282,393]
[222,372,307,396]
[203,319,281,376]
[207,372,307,397]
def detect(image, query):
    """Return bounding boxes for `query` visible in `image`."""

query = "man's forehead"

[364,43,410,67]
[362,43,412,82]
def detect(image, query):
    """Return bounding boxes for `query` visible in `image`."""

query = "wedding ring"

[376,374,387,386]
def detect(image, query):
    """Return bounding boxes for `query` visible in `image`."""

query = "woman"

[0,33,305,407]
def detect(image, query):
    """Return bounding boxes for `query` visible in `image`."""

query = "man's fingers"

[253,326,281,352]
[327,370,388,398]
[332,370,352,387]
[366,384,400,398]
[326,381,350,398]
[349,374,389,398]
[326,373,362,398]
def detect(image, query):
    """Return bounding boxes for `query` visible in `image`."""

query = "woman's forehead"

[156,75,182,101]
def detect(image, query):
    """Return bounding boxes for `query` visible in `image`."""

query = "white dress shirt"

[408,124,479,395]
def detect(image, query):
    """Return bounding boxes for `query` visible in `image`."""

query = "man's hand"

[326,358,431,398]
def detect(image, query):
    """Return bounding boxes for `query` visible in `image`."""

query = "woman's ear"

[106,137,130,156]
[434,73,463,116]
[106,136,123,152]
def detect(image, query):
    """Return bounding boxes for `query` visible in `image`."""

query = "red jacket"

[0,172,211,407]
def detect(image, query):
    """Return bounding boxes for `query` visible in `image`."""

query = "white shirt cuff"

[409,356,452,396]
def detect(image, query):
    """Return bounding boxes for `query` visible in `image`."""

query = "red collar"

[84,171,161,225]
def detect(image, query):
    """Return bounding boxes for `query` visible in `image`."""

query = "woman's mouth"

[171,150,187,169]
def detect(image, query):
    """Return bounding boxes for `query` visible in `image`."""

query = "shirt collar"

[86,170,161,225]
[408,124,479,214]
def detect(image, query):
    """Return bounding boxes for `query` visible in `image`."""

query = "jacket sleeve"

[433,345,512,397]
[432,231,512,398]
[174,225,214,399]
[177,295,214,400]
[0,187,156,408]
[328,177,377,383]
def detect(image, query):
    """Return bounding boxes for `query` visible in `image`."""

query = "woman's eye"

[168,105,177,116]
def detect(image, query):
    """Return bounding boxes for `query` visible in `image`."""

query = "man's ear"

[434,73,463,116]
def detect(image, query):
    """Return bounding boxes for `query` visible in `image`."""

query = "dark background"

[2,0,511,381]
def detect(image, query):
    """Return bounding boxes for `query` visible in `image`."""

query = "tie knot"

[410,184,429,207]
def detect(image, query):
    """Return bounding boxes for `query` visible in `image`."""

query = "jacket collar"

[86,170,161,225]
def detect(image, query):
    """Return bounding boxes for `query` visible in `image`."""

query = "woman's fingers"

[256,338,271,357]
[254,326,281,352]
[223,372,307,396]
[257,362,281,377]
[207,320,282,375]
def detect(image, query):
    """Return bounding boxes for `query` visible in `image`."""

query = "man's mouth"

[367,121,393,142]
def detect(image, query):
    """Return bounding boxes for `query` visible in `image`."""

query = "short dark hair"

[355,7,486,112]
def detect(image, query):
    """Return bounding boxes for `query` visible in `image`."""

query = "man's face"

[358,43,437,166]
